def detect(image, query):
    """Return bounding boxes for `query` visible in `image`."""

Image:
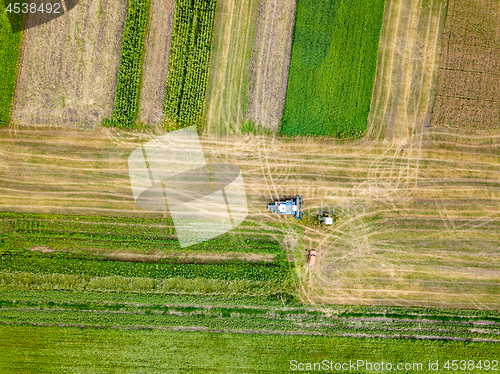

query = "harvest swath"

[281,0,385,138]
[0,5,23,126]
[109,0,152,128]
[163,0,217,130]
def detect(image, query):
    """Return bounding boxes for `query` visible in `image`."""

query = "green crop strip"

[0,243,291,278]
[2,325,499,372]
[2,325,500,373]
[0,251,292,282]
[282,0,385,138]
[163,0,217,131]
[107,0,151,128]
[1,290,499,342]
[0,4,23,127]
[0,212,283,255]
[0,271,296,299]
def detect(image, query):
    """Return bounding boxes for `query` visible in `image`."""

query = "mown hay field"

[1,125,500,309]
[281,0,386,138]
[203,0,258,136]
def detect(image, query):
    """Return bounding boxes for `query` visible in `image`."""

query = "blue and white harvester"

[268,196,303,219]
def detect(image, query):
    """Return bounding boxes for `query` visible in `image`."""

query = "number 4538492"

[5,2,61,14]
[444,360,498,371]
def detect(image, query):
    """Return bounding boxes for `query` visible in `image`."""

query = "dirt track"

[245,0,296,132]
[11,0,127,127]
[138,0,176,125]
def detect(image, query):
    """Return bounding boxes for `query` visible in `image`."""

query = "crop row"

[163,0,217,130]
[0,289,296,309]
[5,290,499,324]
[107,0,151,128]
[0,271,295,299]
[0,212,282,254]
[0,251,292,282]
[1,294,499,341]
[3,295,500,328]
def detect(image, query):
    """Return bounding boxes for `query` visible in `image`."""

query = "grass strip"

[0,4,23,126]
[281,0,385,138]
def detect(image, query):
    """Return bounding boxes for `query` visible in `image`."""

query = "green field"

[0,212,283,255]
[281,0,385,138]
[1,325,499,373]
[109,0,151,128]
[0,211,295,299]
[0,5,23,126]
[1,290,499,342]
[163,0,217,131]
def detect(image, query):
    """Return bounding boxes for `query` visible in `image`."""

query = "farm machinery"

[267,196,303,219]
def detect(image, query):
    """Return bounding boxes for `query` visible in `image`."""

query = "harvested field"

[368,0,447,143]
[138,0,176,126]
[431,0,500,130]
[1,126,500,309]
[245,0,296,132]
[11,0,128,128]
[203,0,258,136]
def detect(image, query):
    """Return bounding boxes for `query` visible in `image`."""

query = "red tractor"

[308,250,317,266]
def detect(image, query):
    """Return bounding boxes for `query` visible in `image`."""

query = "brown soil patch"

[431,0,500,130]
[29,245,275,263]
[138,0,176,125]
[245,0,296,132]
[11,0,128,128]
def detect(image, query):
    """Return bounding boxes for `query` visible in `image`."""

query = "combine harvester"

[268,196,303,219]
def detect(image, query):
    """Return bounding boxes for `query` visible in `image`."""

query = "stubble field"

[11,0,128,127]
[244,0,296,132]
[431,0,500,131]
[1,118,500,309]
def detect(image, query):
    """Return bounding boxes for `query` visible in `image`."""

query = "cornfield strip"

[108,0,152,128]
[163,0,217,131]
